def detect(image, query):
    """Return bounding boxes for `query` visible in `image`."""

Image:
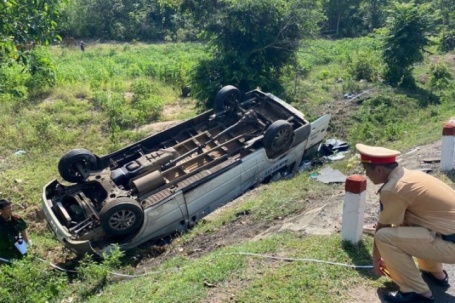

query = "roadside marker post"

[341,175,367,244]
[441,119,455,172]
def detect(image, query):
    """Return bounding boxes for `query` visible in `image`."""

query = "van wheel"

[58,149,98,183]
[264,120,294,157]
[213,85,242,114]
[100,198,144,236]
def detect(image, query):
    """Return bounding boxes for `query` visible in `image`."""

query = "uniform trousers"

[375,226,455,293]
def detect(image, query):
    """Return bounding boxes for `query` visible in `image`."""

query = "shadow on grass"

[396,86,440,107]
[341,239,379,280]
[341,240,399,301]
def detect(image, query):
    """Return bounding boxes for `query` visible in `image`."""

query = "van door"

[306,114,331,149]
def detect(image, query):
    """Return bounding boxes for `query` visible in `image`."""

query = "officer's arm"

[373,222,391,275]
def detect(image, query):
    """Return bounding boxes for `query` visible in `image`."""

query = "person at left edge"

[0,199,30,261]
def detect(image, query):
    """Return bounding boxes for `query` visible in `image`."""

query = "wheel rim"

[271,128,292,151]
[108,210,137,231]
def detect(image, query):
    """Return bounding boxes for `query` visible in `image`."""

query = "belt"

[442,234,455,242]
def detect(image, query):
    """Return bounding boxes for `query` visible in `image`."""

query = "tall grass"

[52,42,207,89]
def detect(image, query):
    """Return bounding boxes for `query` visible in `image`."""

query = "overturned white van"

[42,86,330,255]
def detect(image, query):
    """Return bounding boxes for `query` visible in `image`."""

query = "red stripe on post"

[345,175,367,194]
[442,122,455,136]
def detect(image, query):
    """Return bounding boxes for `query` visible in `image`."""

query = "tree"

[187,0,324,109]
[359,0,389,32]
[432,0,455,52]
[382,1,434,88]
[0,0,66,65]
[59,0,180,41]
[321,0,393,37]
[433,0,455,27]
[322,0,361,37]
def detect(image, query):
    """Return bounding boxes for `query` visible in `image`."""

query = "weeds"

[0,256,66,303]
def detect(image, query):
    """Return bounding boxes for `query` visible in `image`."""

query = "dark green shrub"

[348,53,379,82]
[429,62,453,92]
[25,48,56,92]
[439,29,455,52]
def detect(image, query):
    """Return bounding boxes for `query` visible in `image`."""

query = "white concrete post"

[341,175,367,244]
[440,120,455,172]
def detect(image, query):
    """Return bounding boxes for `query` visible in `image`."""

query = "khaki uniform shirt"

[378,166,455,235]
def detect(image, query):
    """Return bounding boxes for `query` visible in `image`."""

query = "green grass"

[0,38,454,303]
[81,234,381,303]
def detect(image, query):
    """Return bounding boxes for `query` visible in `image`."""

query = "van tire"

[58,149,98,183]
[100,198,144,236]
[213,85,242,114]
[264,120,294,157]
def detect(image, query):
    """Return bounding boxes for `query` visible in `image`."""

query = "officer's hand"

[373,258,386,276]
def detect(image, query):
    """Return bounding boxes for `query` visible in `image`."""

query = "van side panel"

[184,164,243,225]
[130,193,188,246]
[246,141,307,183]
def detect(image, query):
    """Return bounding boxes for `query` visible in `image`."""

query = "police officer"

[356,143,455,303]
[0,199,30,262]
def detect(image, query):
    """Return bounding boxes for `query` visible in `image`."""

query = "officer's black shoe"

[384,291,434,303]
[421,269,449,287]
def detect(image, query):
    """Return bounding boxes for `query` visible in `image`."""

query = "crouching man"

[356,143,455,303]
[0,199,30,262]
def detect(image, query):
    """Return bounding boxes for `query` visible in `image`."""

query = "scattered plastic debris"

[14,150,26,156]
[315,167,347,184]
[327,153,347,161]
[319,139,350,157]
[300,161,312,171]
[271,173,283,182]
[344,89,374,103]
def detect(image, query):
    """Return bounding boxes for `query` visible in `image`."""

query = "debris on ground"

[14,150,26,156]
[327,152,348,161]
[319,139,350,156]
[315,167,347,184]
